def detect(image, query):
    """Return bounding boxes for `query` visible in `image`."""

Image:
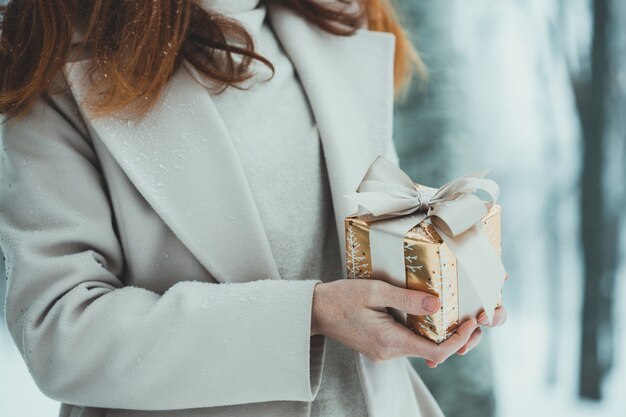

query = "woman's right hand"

[311,278,479,366]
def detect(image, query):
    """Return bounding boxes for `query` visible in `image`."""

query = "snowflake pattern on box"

[346,224,369,279]
[345,204,502,344]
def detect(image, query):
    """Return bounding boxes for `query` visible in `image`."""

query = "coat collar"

[63,2,395,284]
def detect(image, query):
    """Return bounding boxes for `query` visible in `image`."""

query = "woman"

[0,1,507,416]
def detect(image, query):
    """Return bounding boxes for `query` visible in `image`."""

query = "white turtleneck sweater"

[197,1,369,416]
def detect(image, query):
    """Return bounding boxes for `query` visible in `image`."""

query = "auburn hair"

[0,0,425,121]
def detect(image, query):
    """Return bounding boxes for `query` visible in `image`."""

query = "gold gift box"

[345,191,503,344]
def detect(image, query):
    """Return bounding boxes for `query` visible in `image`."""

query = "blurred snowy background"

[395,0,625,416]
[1,0,625,416]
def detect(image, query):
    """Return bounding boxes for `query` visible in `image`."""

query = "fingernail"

[422,296,440,313]
[477,313,488,325]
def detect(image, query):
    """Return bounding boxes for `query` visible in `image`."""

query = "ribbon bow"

[347,156,506,324]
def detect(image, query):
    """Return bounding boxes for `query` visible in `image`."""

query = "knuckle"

[367,349,387,363]
[399,290,415,311]
[377,348,392,362]
[372,328,399,362]
[366,280,386,305]
[370,279,385,291]
[375,329,395,351]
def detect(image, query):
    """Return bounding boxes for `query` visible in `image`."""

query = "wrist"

[311,282,325,337]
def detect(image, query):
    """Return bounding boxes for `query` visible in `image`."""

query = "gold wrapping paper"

[345,192,503,344]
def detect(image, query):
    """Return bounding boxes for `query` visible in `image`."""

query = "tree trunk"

[575,0,625,400]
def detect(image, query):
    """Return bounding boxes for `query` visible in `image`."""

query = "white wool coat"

[0,3,444,417]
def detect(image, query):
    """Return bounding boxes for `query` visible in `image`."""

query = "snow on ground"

[493,251,626,417]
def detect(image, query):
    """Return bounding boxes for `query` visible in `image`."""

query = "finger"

[477,307,507,327]
[430,319,478,364]
[456,327,482,355]
[492,307,507,326]
[404,318,477,365]
[372,281,441,316]
[505,274,509,281]
[392,321,442,362]
[371,320,429,362]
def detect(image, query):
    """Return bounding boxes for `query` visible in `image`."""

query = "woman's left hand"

[425,274,509,368]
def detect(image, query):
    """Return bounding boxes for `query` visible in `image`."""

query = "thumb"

[374,282,441,316]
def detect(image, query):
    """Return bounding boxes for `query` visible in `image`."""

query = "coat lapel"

[62,3,395,285]
[63,60,281,283]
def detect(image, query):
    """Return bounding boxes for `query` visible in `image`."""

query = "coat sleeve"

[0,92,327,410]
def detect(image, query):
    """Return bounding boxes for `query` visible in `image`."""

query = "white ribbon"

[347,156,507,325]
